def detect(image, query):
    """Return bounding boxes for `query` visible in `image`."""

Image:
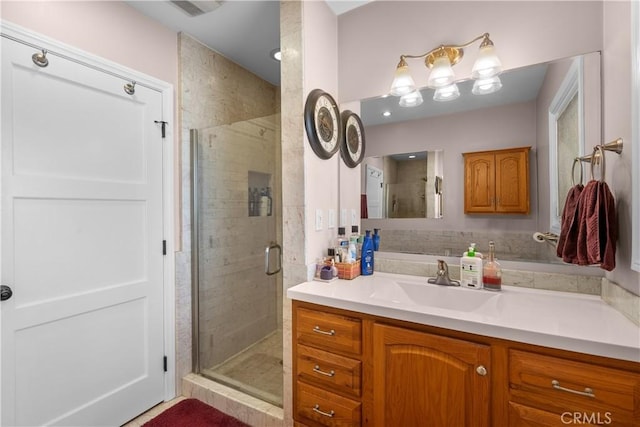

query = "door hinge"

[154,120,168,138]
[163,356,168,372]
[162,240,167,255]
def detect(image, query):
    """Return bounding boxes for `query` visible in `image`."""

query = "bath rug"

[142,398,249,427]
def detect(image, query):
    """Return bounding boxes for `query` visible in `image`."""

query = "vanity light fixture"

[389,33,503,104]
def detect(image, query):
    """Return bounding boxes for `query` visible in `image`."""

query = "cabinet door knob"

[476,365,487,376]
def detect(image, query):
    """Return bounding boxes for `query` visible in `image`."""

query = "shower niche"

[248,171,273,217]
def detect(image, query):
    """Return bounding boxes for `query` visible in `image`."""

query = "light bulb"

[399,90,424,107]
[472,44,503,79]
[433,84,460,102]
[390,60,416,96]
[427,55,455,89]
[472,76,502,95]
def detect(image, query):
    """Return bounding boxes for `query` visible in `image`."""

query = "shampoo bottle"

[460,243,483,289]
[373,228,380,251]
[361,230,374,275]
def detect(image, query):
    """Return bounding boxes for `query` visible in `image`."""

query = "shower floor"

[201,331,283,407]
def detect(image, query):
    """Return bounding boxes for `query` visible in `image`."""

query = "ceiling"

[127,1,545,128]
[126,1,370,86]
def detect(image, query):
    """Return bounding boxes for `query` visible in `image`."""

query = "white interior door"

[366,164,384,218]
[1,36,166,426]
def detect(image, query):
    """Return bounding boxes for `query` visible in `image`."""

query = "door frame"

[0,20,176,402]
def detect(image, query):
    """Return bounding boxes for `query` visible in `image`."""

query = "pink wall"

[362,101,538,233]
[602,1,639,294]
[338,1,603,103]
[303,1,341,266]
[1,0,181,245]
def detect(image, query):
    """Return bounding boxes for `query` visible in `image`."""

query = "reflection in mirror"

[363,151,443,219]
[355,52,601,265]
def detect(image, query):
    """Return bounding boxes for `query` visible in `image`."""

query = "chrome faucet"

[428,259,460,286]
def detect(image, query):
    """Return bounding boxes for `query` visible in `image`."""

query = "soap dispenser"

[460,243,483,289]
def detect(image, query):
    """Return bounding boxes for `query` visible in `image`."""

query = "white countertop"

[287,272,640,363]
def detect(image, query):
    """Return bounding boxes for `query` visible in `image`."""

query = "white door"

[366,164,384,218]
[1,36,165,426]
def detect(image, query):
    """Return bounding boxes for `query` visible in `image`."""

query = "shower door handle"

[265,242,282,276]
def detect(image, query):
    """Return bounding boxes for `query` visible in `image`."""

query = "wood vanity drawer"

[296,307,362,355]
[509,349,640,424]
[296,381,361,427]
[296,344,362,397]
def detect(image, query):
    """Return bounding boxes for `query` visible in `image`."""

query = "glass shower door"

[191,113,282,407]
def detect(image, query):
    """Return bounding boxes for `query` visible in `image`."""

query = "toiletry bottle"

[373,228,380,251]
[483,241,502,291]
[347,235,358,263]
[460,244,483,289]
[336,227,348,262]
[351,225,361,259]
[361,230,374,275]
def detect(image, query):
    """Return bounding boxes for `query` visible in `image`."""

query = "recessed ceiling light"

[270,48,281,61]
[409,155,416,159]
[382,111,391,117]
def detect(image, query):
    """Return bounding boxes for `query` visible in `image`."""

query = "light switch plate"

[328,209,336,229]
[340,209,347,227]
[351,209,358,226]
[315,209,323,231]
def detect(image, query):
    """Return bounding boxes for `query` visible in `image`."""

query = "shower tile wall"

[177,33,279,389]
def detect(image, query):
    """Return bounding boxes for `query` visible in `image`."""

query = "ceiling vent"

[169,1,223,17]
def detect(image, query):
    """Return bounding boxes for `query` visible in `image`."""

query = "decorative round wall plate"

[340,110,366,168]
[304,89,342,159]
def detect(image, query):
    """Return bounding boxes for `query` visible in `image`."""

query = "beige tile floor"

[201,331,283,407]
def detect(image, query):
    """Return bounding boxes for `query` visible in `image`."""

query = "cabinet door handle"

[551,380,595,398]
[476,365,487,376]
[313,365,335,377]
[313,404,335,418]
[313,326,335,336]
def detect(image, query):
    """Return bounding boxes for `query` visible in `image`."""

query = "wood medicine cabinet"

[463,147,530,214]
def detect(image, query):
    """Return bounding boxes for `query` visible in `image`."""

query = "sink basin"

[370,279,500,313]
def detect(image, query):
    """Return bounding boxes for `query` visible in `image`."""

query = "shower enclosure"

[190,113,282,407]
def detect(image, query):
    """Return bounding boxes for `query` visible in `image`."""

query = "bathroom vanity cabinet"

[292,301,640,427]
[463,146,530,214]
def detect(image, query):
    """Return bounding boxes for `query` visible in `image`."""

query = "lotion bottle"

[360,230,374,275]
[460,243,483,289]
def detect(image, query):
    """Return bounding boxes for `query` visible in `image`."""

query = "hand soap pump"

[460,243,483,289]
[361,230,374,275]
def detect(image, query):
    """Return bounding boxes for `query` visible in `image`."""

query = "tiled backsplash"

[378,229,559,263]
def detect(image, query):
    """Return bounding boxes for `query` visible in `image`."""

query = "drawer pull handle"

[551,380,595,398]
[313,326,335,336]
[313,404,335,418]
[313,365,335,377]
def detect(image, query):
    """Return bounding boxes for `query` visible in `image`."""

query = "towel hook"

[31,49,48,68]
[124,81,136,95]
[590,144,606,182]
[571,157,583,186]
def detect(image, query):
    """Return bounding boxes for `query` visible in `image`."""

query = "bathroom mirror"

[351,52,602,264]
[363,150,443,219]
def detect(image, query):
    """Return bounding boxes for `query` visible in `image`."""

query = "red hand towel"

[575,180,617,270]
[556,184,583,261]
